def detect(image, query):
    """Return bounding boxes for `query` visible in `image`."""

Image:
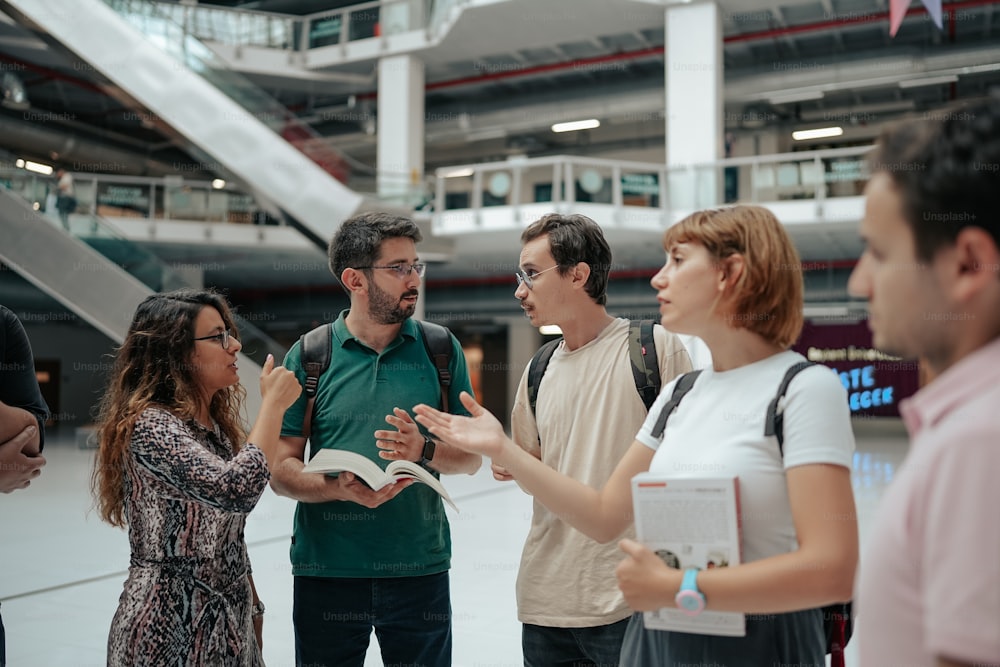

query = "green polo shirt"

[281,311,472,578]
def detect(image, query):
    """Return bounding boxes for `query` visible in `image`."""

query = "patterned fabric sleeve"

[132,408,270,513]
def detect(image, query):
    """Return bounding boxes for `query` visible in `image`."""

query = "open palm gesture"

[413,392,506,459]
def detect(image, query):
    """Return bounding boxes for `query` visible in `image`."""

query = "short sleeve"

[279,340,308,438]
[780,365,855,469]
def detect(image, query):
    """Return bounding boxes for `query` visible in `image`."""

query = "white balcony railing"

[432,146,874,234]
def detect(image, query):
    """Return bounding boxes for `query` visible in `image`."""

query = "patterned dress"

[107,408,269,667]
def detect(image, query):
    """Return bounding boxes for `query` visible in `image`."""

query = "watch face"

[675,590,705,616]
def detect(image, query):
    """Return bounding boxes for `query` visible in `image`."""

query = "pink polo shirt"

[857,337,1000,666]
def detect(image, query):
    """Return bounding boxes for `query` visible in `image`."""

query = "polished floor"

[0,418,908,666]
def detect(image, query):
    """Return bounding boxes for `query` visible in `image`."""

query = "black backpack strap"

[650,370,702,439]
[766,360,854,655]
[418,320,453,413]
[629,320,661,411]
[526,337,561,416]
[299,323,333,438]
[526,337,561,446]
[764,360,817,456]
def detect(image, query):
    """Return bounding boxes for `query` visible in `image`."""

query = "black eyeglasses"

[514,264,559,290]
[355,263,427,279]
[193,329,234,350]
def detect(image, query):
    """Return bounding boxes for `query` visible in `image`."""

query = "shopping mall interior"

[1,0,996,664]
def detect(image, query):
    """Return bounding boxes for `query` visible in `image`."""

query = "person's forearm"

[491,437,628,543]
[246,399,288,469]
[425,442,481,475]
[659,546,856,615]
[0,402,40,453]
[269,455,345,503]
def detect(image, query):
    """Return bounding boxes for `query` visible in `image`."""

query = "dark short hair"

[870,91,1000,262]
[520,213,612,305]
[328,212,423,280]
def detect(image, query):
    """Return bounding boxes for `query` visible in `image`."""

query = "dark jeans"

[293,572,451,667]
[522,617,630,667]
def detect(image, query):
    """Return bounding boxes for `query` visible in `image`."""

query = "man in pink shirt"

[848,92,1000,666]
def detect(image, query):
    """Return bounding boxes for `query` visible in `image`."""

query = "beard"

[369,280,417,324]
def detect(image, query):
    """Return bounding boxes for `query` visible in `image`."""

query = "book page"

[630,474,745,637]
[302,449,459,512]
[386,460,459,513]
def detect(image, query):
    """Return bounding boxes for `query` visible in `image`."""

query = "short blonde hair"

[663,205,803,348]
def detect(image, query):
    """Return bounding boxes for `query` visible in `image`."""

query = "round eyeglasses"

[514,264,559,290]
[355,263,427,279]
[193,329,234,350]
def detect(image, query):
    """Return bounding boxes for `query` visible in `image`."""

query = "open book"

[630,474,744,636]
[302,448,459,512]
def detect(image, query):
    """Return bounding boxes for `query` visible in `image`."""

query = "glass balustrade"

[0,164,285,366]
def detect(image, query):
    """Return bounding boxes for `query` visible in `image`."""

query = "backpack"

[298,320,454,437]
[650,360,854,660]
[526,320,660,443]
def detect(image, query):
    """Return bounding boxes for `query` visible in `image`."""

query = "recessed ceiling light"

[551,119,600,133]
[792,126,844,141]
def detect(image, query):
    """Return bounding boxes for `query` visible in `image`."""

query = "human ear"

[341,268,366,294]
[950,227,1000,303]
[573,262,592,289]
[719,254,745,291]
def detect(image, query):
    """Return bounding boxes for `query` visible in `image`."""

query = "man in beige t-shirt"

[500,213,693,666]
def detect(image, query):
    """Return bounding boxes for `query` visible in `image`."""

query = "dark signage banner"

[793,320,921,418]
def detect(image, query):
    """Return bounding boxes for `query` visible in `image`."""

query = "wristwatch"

[419,436,436,467]
[674,568,706,616]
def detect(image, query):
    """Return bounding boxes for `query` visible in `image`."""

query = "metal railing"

[433,146,873,220]
[1,168,270,225]
[146,0,466,53]
[0,165,286,365]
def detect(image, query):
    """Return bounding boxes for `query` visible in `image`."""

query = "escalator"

[0,182,282,415]
[0,0,367,250]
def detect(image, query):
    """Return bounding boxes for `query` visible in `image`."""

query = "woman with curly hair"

[93,289,300,666]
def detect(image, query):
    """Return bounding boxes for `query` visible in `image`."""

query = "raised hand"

[259,354,301,411]
[413,391,506,459]
[374,407,423,463]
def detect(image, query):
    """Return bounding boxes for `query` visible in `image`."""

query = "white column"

[377,54,425,204]
[665,2,723,211]
[505,315,538,415]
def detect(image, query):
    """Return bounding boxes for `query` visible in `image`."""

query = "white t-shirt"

[636,350,855,564]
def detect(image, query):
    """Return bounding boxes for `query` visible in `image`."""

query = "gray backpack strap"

[649,370,703,439]
[299,323,332,438]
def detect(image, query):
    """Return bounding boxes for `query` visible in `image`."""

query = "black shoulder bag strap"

[649,370,703,439]
[763,360,854,655]
[764,360,816,457]
[299,323,333,438]
[417,320,453,413]
[629,319,661,411]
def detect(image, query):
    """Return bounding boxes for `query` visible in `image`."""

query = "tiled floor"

[0,419,909,666]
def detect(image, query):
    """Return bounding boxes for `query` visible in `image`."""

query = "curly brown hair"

[92,289,247,527]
